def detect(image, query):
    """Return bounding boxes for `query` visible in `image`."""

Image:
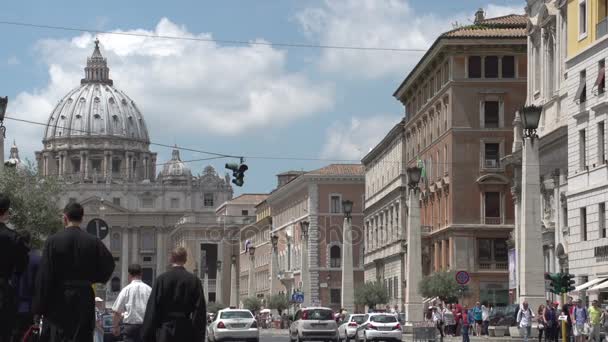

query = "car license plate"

[380,327,391,331]
[230,324,246,328]
[311,323,327,327]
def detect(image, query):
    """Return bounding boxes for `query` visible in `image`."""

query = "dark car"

[489,304,519,327]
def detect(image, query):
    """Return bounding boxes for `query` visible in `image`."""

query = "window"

[478,239,492,261]
[242,210,249,216]
[600,203,606,239]
[580,0,588,37]
[330,245,341,268]
[580,129,587,170]
[485,56,499,78]
[468,56,482,78]
[113,197,121,206]
[141,232,155,250]
[170,198,180,209]
[599,122,606,164]
[142,268,154,287]
[484,101,500,128]
[110,233,120,251]
[142,198,154,208]
[72,159,81,173]
[91,159,102,172]
[204,193,214,207]
[484,143,500,168]
[388,278,393,298]
[577,70,587,103]
[112,159,121,173]
[143,256,152,262]
[330,289,341,304]
[581,207,588,241]
[502,56,515,78]
[478,239,508,263]
[330,195,341,214]
[597,60,606,94]
[484,192,501,224]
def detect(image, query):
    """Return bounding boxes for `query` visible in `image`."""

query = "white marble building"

[33,39,234,302]
[361,119,408,310]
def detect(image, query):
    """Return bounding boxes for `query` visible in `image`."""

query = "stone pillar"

[156,228,165,276]
[144,156,149,180]
[216,243,223,304]
[230,258,238,307]
[301,227,311,307]
[512,172,521,300]
[405,189,423,322]
[121,227,130,288]
[204,271,209,303]
[519,137,546,308]
[131,228,139,264]
[441,240,447,271]
[84,153,89,179]
[248,253,255,297]
[271,238,281,295]
[341,217,355,313]
[434,241,440,272]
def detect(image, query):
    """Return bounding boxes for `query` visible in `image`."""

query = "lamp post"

[216,260,223,304]
[230,254,238,307]
[518,105,546,309]
[0,97,8,171]
[404,166,423,323]
[248,246,256,298]
[341,199,355,313]
[300,221,311,307]
[271,234,281,295]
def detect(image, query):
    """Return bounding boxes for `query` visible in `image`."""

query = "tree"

[355,281,389,310]
[268,293,290,315]
[418,271,460,302]
[207,302,226,314]
[0,163,64,246]
[242,296,262,314]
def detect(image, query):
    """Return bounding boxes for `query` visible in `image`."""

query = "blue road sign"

[292,292,304,303]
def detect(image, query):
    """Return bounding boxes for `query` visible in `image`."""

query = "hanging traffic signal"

[545,273,563,294]
[562,273,576,293]
[225,160,248,187]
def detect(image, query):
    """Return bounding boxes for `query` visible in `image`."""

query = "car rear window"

[221,311,253,319]
[370,315,397,323]
[351,316,366,324]
[304,309,333,320]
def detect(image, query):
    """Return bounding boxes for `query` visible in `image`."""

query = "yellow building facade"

[567,0,608,57]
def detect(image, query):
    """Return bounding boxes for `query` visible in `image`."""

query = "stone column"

[230,257,238,307]
[341,217,355,313]
[156,228,165,276]
[84,153,89,179]
[405,189,423,323]
[434,241,440,272]
[131,228,139,264]
[121,227,130,288]
[301,225,311,307]
[271,237,281,295]
[441,240,447,271]
[511,171,521,299]
[248,252,255,297]
[216,243,223,304]
[204,271,209,303]
[519,137,546,308]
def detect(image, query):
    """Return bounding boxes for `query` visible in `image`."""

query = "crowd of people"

[0,197,207,342]
[425,301,493,341]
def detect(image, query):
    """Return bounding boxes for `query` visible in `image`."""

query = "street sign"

[291,291,304,303]
[87,218,109,240]
[455,271,470,285]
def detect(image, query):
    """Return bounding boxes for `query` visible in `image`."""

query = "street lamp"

[342,200,353,219]
[301,221,309,239]
[249,246,256,256]
[406,166,422,191]
[520,105,543,140]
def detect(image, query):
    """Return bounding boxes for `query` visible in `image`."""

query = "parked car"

[208,309,259,342]
[289,307,339,342]
[338,314,366,342]
[355,313,402,342]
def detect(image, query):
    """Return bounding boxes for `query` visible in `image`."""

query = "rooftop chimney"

[474,8,485,24]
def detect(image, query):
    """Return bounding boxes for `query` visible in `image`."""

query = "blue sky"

[0,0,523,194]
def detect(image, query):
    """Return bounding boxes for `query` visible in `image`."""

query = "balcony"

[478,262,508,271]
[598,17,608,39]
[485,217,502,225]
[484,159,500,169]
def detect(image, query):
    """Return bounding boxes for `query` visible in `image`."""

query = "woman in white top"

[433,306,445,339]
[481,302,491,336]
[443,304,456,337]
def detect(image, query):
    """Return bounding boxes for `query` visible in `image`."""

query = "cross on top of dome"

[81,38,113,86]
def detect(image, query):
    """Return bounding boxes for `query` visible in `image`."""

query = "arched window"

[330,245,341,268]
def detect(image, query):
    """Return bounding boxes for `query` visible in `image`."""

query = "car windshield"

[370,315,397,323]
[351,316,366,324]
[220,311,253,319]
[305,309,333,320]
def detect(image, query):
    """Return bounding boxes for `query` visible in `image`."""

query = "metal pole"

[561,292,567,342]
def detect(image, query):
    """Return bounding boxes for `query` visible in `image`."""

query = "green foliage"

[418,271,460,301]
[268,293,289,315]
[354,281,389,310]
[242,296,262,314]
[207,302,226,314]
[0,163,64,247]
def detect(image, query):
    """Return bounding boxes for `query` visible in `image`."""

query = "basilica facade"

[34,39,239,304]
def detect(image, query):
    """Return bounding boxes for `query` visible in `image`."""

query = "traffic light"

[225,161,248,187]
[562,273,576,293]
[545,272,563,294]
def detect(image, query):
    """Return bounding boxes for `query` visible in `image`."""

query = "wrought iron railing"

[485,217,502,225]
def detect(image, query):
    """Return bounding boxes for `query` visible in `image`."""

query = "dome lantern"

[81,38,113,86]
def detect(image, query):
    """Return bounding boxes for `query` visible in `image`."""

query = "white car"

[207,309,259,342]
[338,314,366,342]
[289,307,339,342]
[355,313,402,342]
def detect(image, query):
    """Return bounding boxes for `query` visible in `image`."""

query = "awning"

[423,297,438,304]
[595,66,605,88]
[587,279,608,292]
[574,278,608,292]
[575,76,587,103]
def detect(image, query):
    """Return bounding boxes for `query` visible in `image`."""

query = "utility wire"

[0,20,428,53]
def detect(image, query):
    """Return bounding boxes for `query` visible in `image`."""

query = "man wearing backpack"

[517,301,535,342]
[572,299,588,342]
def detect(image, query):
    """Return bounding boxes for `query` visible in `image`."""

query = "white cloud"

[9,18,333,158]
[7,56,19,65]
[321,115,402,160]
[296,0,524,79]
[485,4,525,18]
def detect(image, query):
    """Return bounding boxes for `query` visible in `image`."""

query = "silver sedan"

[207,309,259,342]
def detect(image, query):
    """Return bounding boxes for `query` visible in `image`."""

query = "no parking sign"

[455,270,470,285]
